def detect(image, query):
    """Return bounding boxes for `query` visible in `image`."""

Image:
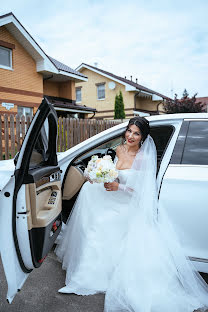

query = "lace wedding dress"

[55,136,208,312]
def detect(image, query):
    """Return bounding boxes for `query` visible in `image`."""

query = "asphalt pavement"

[0,249,104,312]
[1,249,208,312]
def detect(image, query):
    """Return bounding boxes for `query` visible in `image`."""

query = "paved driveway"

[1,250,208,312]
[0,250,104,312]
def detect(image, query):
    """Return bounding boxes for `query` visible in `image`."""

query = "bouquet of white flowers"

[84,155,118,183]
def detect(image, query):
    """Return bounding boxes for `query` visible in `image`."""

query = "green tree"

[114,94,119,119]
[183,88,189,98]
[163,89,204,114]
[114,91,126,119]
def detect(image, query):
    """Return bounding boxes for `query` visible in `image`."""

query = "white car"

[0,98,208,303]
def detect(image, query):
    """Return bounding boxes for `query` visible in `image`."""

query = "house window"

[97,83,105,100]
[76,87,82,102]
[0,46,12,70]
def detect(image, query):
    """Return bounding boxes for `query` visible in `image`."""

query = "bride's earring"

[140,140,143,146]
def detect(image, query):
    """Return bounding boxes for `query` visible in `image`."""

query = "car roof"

[146,112,208,122]
[112,112,208,132]
[96,112,208,141]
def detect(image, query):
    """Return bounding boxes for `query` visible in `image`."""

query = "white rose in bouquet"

[84,155,118,183]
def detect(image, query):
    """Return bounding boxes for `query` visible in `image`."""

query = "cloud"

[1,0,208,97]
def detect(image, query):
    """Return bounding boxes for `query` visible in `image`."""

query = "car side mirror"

[14,152,19,166]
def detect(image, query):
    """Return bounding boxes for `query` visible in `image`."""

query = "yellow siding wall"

[75,68,135,119]
[0,26,43,114]
[135,98,162,112]
[75,68,160,119]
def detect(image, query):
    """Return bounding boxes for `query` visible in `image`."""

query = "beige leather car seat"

[63,166,86,200]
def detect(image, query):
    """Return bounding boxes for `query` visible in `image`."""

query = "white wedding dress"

[55,136,208,312]
[55,166,131,295]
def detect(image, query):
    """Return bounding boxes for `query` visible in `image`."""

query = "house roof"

[196,97,208,105]
[0,12,87,82]
[45,96,96,113]
[76,63,170,100]
[196,97,208,111]
[48,56,86,79]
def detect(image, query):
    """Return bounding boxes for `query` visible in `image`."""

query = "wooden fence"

[0,114,122,160]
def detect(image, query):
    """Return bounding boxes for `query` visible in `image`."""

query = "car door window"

[29,116,56,169]
[150,125,174,168]
[74,136,123,167]
[182,121,208,165]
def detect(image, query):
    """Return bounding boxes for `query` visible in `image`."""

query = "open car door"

[0,97,62,303]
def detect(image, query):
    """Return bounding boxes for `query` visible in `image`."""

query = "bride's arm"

[118,183,133,193]
[104,145,133,193]
[104,181,133,193]
[116,145,134,193]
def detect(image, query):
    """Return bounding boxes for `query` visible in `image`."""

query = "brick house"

[75,63,170,119]
[0,13,96,119]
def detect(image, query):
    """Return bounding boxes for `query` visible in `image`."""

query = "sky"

[1,0,208,98]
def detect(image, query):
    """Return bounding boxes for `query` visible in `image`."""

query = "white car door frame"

[0,97,62,303]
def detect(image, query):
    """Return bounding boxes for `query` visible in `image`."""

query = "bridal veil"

[104,135,208,312]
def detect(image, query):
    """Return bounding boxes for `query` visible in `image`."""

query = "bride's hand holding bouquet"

[104,181,119,191]
[84,155,119,190]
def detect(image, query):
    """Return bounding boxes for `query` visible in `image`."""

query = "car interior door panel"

[26,180,61,229]
[24,166,61,184]
[13,100,61,271]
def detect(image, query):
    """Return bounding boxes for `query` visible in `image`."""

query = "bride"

[55,117,208,312]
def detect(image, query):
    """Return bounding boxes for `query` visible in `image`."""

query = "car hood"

[0,159,15,191]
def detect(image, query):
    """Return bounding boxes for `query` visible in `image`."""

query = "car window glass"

[182,121,208,165]
[74,136,123,166]
[29,118,50,169]
[150,126,174,168]
[170,121,189,164]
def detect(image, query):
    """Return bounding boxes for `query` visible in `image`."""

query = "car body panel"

[0,159,15,191]
[0,176,29,303]
[159,164,208,273]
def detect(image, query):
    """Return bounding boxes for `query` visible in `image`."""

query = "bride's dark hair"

[123,116,150,142]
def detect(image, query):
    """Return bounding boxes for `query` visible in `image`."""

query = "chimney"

[94,62,98,67]
[124,76,126,79]
[136,78,138,83]
[130,76,132,81]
